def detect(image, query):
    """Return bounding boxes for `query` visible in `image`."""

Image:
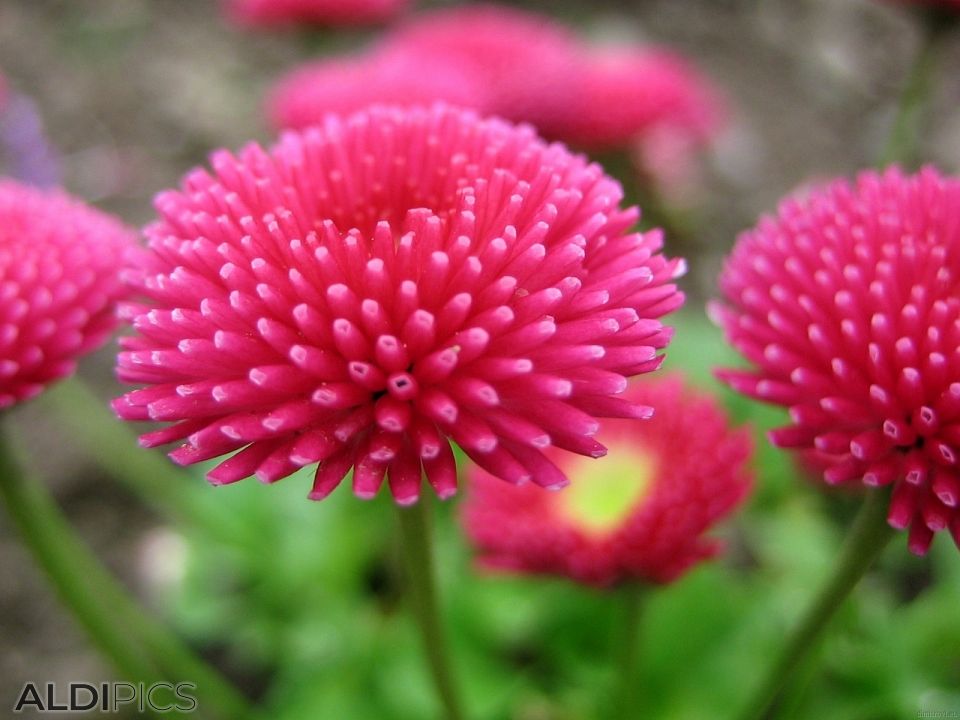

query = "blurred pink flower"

[225,0,410,27]
[268,5,726,199]
[267,51,485,131]
[379,4,582,129]
[0,179,134,408]
[114,105,684,504]
[541,47,726,153]
[712,166,960,554]
[462,375,753,587]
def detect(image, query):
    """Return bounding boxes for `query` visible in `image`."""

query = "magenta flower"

[712,167,960,554]
[462,375,753,587]
[114,105,684,504]
[379,5,582,130]
[267,51,485,132]
[0,179,134,408]
[224,0,410,27]
[539,47,726,153]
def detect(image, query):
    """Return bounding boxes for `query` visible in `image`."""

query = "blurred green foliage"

[144,311,960,719]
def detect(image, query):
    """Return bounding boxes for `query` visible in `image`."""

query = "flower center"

[555,443,656,536]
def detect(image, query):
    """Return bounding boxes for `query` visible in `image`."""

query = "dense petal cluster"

[114,105,684,504]
[268,51,485,131]
[712,167,960,554]
[224,0,409,27]
[462,376,753,587]
[0,179,134,408]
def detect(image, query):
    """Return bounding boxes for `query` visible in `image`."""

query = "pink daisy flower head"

[462,375,753,587]
[542,46,726,153]
[224,0,410,28]
[0,179,134,408]
[114,104,684,505]
[380,5,582,129]
[712,166,960,554]
[267,51,485,132]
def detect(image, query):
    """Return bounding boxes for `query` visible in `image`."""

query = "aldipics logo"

[12,682,197,714]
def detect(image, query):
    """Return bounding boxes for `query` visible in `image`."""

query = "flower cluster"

[462,376,753,587]
[713,166,960,553]
[224,0,410,28]
[114,104,684,504]
[266,4,724,165]
[0,179,134,408]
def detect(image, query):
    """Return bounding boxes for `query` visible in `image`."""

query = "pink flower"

[379,5,582,130]
[266,4,725,183]
[114,105,684,504]
[461,375,753,587]
[540,47,726,153]
[225,0,410,27]
[712,167,960,554]
[0,179,134,408]
[267,51,485,131]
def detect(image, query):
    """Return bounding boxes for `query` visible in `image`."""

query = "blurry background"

[1,0,959,718]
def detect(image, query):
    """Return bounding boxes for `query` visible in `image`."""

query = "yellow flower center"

[555,444,657,537]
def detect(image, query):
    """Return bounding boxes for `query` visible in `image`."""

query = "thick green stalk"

[0,425,254,720]
[396,498,466,720]
[615,583,646,720]
[735,490,895,720]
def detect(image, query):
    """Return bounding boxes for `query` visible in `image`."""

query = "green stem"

[615,583,646,720]
[736,490,895,720]
[0,429,162,687]
[396,498,466,720]
[0,424,254,720]
[880,15,951,167]
[41,378,245,544]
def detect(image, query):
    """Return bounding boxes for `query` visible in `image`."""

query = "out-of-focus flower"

[270,6,726,199]
[267,50,485,131]
[224,0,410,27]
[0,94,62,188]
[0,179,134,408]
[712,166,960,554]
[114,104,684,504]
[0,70,60,188]
[379,4,582,129]
[462,375,753,587]
[540,47,725,153]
